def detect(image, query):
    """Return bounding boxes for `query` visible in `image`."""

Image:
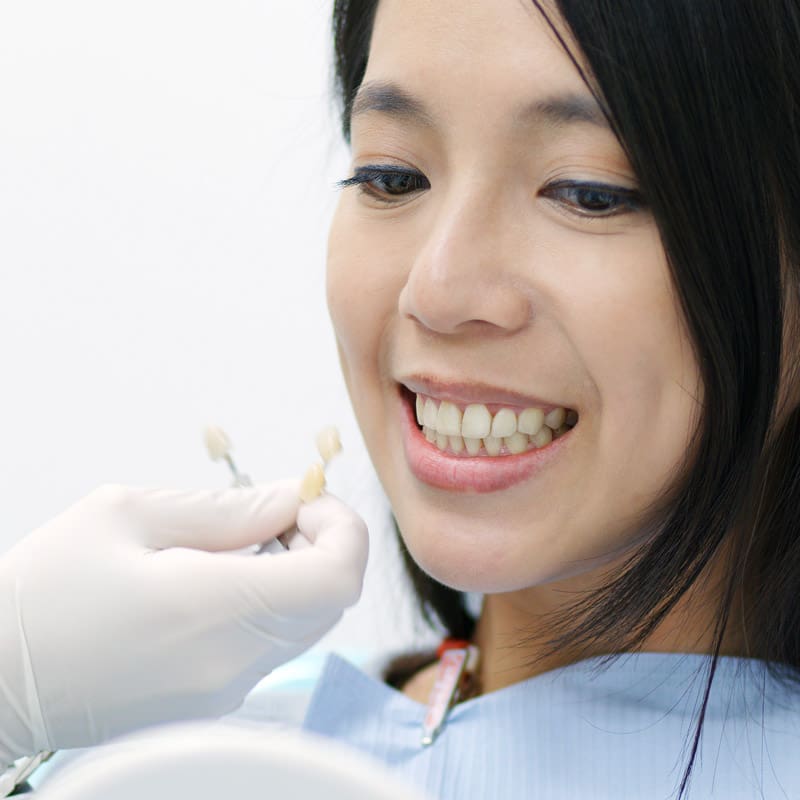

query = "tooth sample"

[565,409,579,427]
[484,435,502,456]
[423,398,439,429]
[416,395,425,425]
[464,437,482,456]
[544,407,566,430]
[531,426,553,448]
[461,404,492,438]
[436,432,449,451]
[423,426,436,443]
[505,432,529,454]
[315,426,342,464]
[518,408,545,436]
[436,401,462,436]
[299,462,326,503]
[204,425,231,461]
[491,408,517,438]
[449,435,465,454]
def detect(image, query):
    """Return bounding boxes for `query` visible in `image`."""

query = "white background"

[0,1,440,655]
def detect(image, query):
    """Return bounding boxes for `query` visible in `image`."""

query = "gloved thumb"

[117,480,302,552]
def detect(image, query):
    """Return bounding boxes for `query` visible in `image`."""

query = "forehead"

[359,0,604,136]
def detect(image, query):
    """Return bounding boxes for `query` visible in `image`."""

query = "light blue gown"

[302,651,800,799]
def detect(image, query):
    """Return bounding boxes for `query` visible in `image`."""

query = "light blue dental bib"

[302,651,800,799]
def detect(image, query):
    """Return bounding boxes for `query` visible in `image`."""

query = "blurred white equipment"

[35,722,430,800]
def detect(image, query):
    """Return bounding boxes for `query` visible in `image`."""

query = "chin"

[397,518,548,594]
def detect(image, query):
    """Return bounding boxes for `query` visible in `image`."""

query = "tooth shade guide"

[299,462,326,503]
[204,425,232,461]
[315,426,342,464]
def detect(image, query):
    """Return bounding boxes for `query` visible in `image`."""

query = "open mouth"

[400,384,578,458]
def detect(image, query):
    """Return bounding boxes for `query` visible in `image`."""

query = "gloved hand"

[0,482,368,764]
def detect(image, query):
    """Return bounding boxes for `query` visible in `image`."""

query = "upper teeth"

[415,394,576,450]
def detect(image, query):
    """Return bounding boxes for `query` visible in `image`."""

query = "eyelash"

[334,164,647,219]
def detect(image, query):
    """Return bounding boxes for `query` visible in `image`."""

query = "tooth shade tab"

[315,426,342,464]
[204,425,231,461]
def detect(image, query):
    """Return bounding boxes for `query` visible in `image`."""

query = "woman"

[301,0,800,798]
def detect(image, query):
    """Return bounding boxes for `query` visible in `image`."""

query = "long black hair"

[329,1,800,796]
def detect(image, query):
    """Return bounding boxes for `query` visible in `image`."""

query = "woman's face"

[326,0,701,593]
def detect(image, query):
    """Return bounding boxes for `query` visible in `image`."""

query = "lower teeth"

[420,422,573,455]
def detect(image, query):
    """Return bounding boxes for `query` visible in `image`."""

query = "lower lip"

[398,389,573,493]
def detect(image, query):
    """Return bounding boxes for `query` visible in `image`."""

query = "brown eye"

[335,166,430,204]
[540,180,646,219]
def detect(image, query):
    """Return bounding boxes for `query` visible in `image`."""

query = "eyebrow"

[350,80,611,132]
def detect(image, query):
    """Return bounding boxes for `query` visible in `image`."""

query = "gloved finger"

[295,493,369,574]
[129,480,302,552]
[202,495,369,618]
[280,528,312,551]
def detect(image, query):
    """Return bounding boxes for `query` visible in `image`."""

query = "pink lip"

[398,387,573,494]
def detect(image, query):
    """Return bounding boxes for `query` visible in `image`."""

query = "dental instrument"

[204,424,343,552]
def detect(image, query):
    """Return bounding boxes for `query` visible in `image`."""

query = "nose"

[398,186,533,336]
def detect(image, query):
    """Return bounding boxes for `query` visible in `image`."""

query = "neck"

[471,546,744,695]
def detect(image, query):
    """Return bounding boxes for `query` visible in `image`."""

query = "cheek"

[566,238,701,511]
[326,205,375,371]
[326,201,401,460]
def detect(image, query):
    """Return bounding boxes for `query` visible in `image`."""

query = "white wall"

[0,1,438,655]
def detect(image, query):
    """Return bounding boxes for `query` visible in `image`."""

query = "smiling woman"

[299,0,800,798]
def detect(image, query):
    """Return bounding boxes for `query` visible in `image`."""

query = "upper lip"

[399,374,571,411]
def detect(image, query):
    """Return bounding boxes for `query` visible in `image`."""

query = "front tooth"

[531,426,553,448]
[544,407,566,429]
[423,426,436,443]
[449,435,465,454]
[415,395,425,425]
[491,408,516,438]
[518,408,545,435]
[423,398,438,429]
[484,435,502,456]
[464,437,482,455]
[462,404,492,438]
[505,432,529,454]
[436,401,462,436]
[436,432,449,450]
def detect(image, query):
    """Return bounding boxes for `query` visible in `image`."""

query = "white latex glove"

[0,482,368,764]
